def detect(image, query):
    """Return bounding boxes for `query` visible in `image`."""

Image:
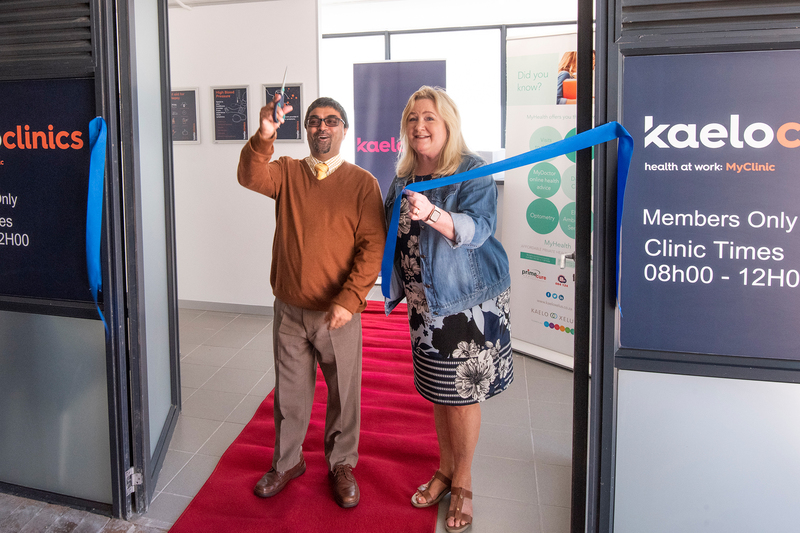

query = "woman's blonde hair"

[396,86,471,178]
[558,51,578,76]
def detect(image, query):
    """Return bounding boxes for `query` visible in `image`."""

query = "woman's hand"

[404,190,435,222]
[404,189,456,241]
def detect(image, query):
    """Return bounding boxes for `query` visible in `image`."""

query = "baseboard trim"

[178,299,274,316]
[512,337,574,371]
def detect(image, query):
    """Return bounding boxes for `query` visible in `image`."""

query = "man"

[237,94,386,508]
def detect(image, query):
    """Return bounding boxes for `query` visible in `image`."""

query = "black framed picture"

[263,83,302,142]
[171,88,199,143]
[212,86,249,142]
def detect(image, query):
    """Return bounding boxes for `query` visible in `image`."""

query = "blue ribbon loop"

[381,121,633,302]
[87,116,108,332]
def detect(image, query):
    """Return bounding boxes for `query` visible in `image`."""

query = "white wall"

[168,0,319,310]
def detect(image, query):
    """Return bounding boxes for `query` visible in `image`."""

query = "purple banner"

[353,61,446,197]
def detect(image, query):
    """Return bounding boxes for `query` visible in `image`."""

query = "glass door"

[118,0,181,513]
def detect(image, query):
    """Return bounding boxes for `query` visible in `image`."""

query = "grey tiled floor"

[0,493,170,532]
[0,287,575,533]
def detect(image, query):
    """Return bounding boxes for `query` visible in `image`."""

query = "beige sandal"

[445,487,473,533]
[411,470,452,508]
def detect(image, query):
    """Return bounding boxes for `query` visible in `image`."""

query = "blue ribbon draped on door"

[87,116,108,332]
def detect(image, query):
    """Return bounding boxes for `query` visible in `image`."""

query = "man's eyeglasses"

[305,115,346,128]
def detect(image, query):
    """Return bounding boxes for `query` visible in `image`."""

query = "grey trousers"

[271,298,363,472]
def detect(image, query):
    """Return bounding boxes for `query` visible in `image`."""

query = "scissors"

[272,66,288,122]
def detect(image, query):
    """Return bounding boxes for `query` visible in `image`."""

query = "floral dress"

[398,177,513,405]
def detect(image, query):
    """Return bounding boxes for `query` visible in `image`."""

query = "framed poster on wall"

[170,88,199,143]
[212,86,248,142]
[263,83,303,142]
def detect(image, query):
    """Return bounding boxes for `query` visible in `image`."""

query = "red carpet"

[170,302,440,533]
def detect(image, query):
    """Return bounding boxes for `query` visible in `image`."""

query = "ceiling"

[167,0,277,8]
[166,0,572,33]
[167,0,373,7]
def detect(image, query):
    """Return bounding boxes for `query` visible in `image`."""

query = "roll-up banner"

[353,60,446,198]
[0,78,96,303]
[505,34,580,367]
[620,50,800,361]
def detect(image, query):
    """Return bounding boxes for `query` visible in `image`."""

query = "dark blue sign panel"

[620,51,800,360]
[0,78,95,302]
[354,61,446,197]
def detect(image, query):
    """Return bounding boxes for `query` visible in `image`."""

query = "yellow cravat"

[315,162,328,181]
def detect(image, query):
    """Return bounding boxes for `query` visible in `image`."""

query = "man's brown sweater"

[237,133,386,314]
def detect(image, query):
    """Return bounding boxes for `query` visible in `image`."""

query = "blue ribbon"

[87,116,108,332]
[381,121,633,301]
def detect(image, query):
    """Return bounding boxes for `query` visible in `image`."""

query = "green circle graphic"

[526,199,559,234]
[528,162,561,198]
[561,164,576,200]
[564,128,595,163]
[559,202,577,238]
[529,126,562,161]
[559,202,593,238]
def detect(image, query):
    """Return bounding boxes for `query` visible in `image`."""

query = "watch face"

[429,207,441,223]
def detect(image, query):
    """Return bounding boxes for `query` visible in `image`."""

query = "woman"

[556,51,578,104]
[557,50,596,104]
[384,86,512,533]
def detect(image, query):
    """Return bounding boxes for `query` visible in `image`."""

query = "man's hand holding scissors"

[258,93,293,141]
[258,67,291,141]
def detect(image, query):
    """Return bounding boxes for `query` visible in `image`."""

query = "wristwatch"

[426,206,441,223]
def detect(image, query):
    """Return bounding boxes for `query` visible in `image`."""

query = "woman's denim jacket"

[384,153,510,316]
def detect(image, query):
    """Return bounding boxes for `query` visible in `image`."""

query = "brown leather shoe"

[254,455,306,498]
[329,464,360,508]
